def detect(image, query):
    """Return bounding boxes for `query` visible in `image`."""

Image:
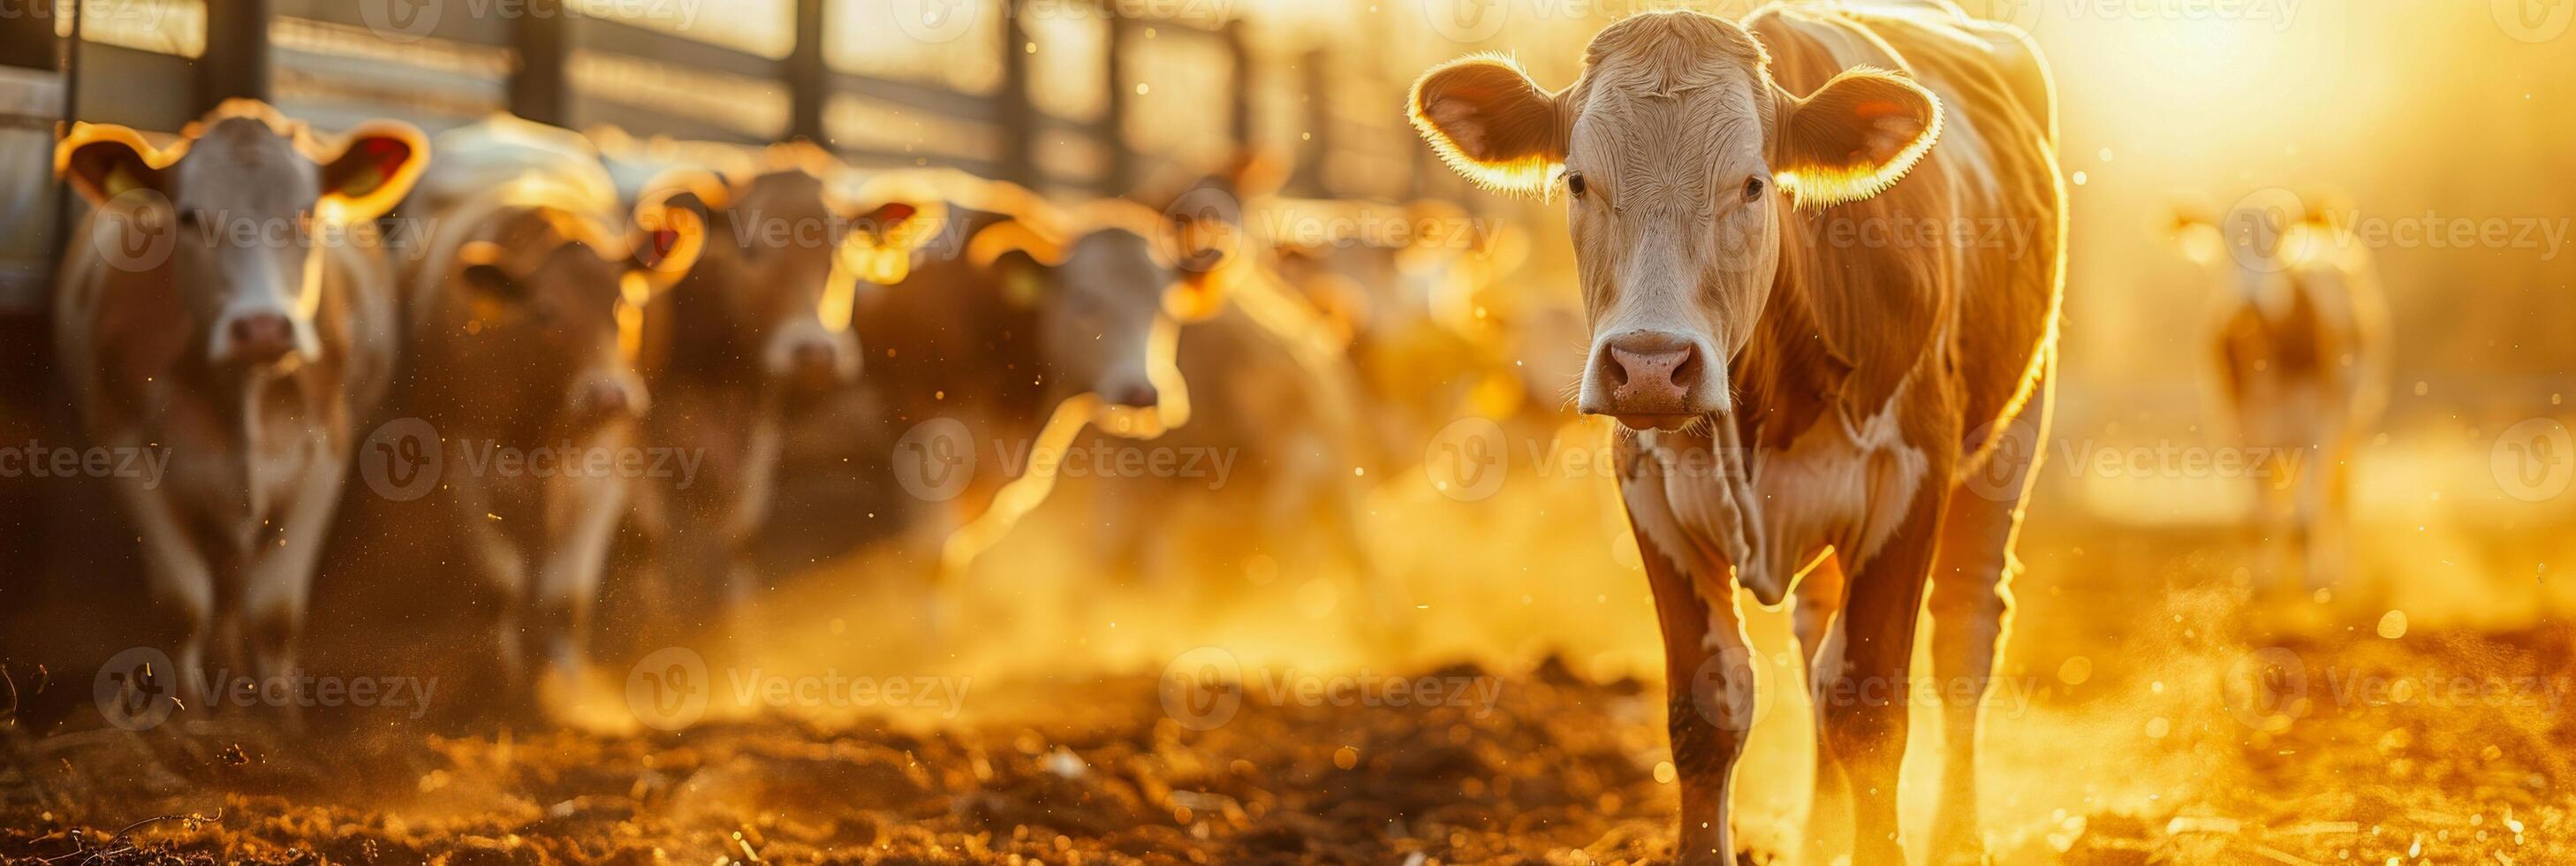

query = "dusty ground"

[5,427,2573,864]
[4,605,2572,864]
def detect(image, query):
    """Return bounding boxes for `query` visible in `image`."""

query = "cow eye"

[1743,176,1766,201]
[1565,171,1587,197]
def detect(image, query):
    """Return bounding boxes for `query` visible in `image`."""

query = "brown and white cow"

[633,144,874,632]
[395,130,701,716]
[53,101,423,716]
[2174,194,2388,591]
[1411,5,2061,862]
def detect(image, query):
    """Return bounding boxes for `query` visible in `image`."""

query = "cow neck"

[1728,209,1850,453]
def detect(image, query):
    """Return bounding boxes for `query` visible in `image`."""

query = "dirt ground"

[5,430,2574,865]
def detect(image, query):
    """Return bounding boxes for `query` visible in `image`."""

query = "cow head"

[59,101,425,370]
[2170,191,2349,308]
[970,206,1180,416]
[431,184,703,429]
[1408,11,1941,430]
[659,163,891,399]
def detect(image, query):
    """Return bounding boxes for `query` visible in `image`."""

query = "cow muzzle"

[571,374,649,426]
[212,310,307,368]
[1580,330,1723,431]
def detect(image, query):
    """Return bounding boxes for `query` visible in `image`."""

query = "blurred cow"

[2173,194,2390,590]
[1409,6,2062,863]
[53,101,423,716]
[393,119,701,716]
[843,183,1183,546]
[632,144,877,634]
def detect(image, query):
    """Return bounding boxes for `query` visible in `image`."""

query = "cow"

[2173,194,2388,592]
[392,123,701,718]
[1407,4,2062,863]
[1057,235,1383,624]
[632,143,873,639]
[844,187,1189,564]
[52,100,424,718]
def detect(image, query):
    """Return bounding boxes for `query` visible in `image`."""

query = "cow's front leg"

[240,452,352,730]
[530,471,631,719]
[1792,555,1852,866]
[1822,484,1949,864]
[1636,529,1754,866]
[115,482,217,711]
[1925,368,2052,863]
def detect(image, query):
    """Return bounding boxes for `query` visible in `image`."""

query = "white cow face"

[61,108,423,370]
[1407,11,1940,430]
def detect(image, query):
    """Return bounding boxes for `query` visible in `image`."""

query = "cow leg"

[1822,487,1948,865]
[452,484,530,692]
[1635,530,1753,865]
[531,473,631,718]
[116,482,217,710]
[2302,437,2352,592]
[1925,368,2052,863]
[1792,555,1852,866]
[239,453,352,730]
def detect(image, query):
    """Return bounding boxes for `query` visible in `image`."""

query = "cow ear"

[319,120,428,222]
[57,124,165,206]
[629,190,708,285]
[988,247,1052,309]
[1770,68,1942,209]
[1409,55,1566,195]
[2169,201,2224,266]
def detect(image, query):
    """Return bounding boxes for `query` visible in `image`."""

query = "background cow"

[2174,194,2390,593]
[1408,4,2062,862]
[52,101,421,718]
[388,122,701,719]
[630,146,872,650]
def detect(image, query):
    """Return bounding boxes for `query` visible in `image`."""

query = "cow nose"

[224,313,297,365]
[577,378,641,420]
[1104,381,1160,409]
[1604,331,1701,404]
[790,338,840,378]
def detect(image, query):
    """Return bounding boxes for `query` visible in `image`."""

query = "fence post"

[1293,48,1327,197]
[786,0,830,143]
[196,0,272,113]
[1223,17,1249,149]
[1101,11,1133,194]
[997,0,1034,186]
[511,0,572,125]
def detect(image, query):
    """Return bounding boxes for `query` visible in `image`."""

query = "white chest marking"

[1622,379,1928,613]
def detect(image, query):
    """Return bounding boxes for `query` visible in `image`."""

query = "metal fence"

[0,0,1461,315]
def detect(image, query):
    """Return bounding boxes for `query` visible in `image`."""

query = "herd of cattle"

[44,101,1573,725]
[34,4,2390,863]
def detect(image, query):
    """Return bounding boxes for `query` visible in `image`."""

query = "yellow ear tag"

[104,163,146,199]
[1004,267,1044,308]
